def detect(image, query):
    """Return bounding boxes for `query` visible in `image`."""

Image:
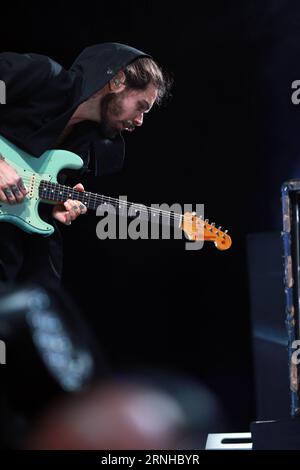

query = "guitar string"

[14,176,228,237]
[12,178,228,238]
[39,181,223,233]
[19,175,193,221]
[20,175,183,222]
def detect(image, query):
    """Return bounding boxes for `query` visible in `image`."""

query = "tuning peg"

[218,226,222,230]
[209,222,215,232]
[222,229,228,238]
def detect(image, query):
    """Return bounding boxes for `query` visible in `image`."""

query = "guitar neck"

[39,180,182,228]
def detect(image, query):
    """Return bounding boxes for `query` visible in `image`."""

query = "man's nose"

[133,113,144,127]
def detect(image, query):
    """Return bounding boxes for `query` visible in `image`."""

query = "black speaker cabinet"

[281,180,300,417]
[248,180,300,449]
[247,231,290,420]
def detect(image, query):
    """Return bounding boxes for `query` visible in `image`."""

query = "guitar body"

[0,135,232,249]
[0,135,83,236]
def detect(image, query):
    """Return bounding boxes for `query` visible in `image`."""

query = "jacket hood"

[69,42,150,101]
[0,43,149,168]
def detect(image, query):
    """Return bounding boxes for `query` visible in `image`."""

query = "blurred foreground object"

[0,283,108,449]
[25,373,227,450]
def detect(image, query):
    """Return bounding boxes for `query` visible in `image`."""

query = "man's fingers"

[0,189,7,202]
[64,200,87,219]
[18,178,28,196]
[10,184,24,203]
[73,183,84,192]
[64,211,72,225]
[71,204,80,215]
[65,200,79,215]
[0,158,28,203]
[73,201,87,214]
[3,187,16,204]
[78,202,87,214]
[64,201,79,222]
[0,177,28,204]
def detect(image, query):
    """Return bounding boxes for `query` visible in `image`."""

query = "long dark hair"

[124,57,173,105]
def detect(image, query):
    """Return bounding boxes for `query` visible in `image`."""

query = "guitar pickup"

[27,173,37,199]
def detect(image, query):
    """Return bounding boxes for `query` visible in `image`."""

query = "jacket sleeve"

[0,52,78,157]
[0,52,52,104]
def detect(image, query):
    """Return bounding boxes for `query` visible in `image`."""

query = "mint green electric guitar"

[0,135,232,249]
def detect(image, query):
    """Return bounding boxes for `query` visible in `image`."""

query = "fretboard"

[39,180,182,228]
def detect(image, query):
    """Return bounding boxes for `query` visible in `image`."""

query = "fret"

[38,180,182,227]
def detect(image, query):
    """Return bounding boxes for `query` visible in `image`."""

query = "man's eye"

[137,104,148,113]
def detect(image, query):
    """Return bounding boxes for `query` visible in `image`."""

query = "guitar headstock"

[180,212,232,250]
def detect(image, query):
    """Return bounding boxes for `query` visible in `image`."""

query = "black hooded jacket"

[0,43,149,177]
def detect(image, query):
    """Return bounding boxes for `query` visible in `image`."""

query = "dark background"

[2,0,300,432]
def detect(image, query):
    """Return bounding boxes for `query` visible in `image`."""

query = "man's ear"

[109,71,126,92]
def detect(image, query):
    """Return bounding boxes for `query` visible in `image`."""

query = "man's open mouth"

[122,121,135,132]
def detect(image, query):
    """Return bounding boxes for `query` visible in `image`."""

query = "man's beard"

[99,91,126,139]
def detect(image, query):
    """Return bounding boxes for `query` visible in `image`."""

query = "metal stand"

[205,432,252,450]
